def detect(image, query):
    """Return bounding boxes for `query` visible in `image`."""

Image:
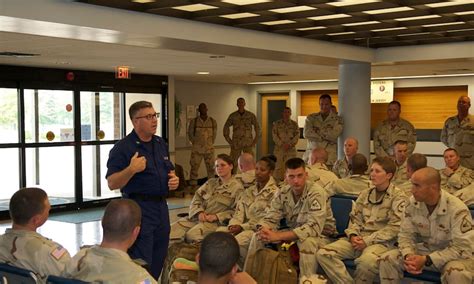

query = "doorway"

[261,94,290,156]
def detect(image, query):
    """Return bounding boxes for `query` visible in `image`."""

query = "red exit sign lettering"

[115,66,131,79]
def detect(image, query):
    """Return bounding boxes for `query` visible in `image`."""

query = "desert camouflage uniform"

[453,183,474,206]
[439,165,474,194]
[187,116,217,181]
[393,160,408,186]
[325,174,371,197]
[224,110,260,173]
[272,118,300,181]
[379,191,474,284]
[441,114,474,169]
[244,181,337,277]
[0,229,71,281]
[307,163,339,189]
[62,246,156,284]
[303,112,343,166]
[332,157,350,178]
[217,177,279,266]
[373,119,416,157]
[317,184,407,284]
[397,180,413,197]
[235,169,256,189]
[170,177,243,243]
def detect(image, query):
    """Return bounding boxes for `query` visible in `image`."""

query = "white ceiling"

[0,0,473,84]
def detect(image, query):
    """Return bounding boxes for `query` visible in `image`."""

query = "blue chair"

[330,194,357,236]
[46,275,89,283]
[0,262,37,284]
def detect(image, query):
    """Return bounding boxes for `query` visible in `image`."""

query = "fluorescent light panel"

[328,0,380,7]
[174,4,218,12]
[297,26,326,31]
[455,11,474,15]
[132,0,154,3]
[372,27,407,32]
[343,20,380,26]
[396,15,441,21]
[270,6,316,13]
[221,12,258,19]
[222,0,270,5]
[364,7,413,15]
[327,31,356,36]
[308,14,350,21]
[423,22,465,27]
[261,20,296,25]
[426,1,471,8]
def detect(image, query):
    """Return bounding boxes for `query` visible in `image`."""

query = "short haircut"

[9,187,48,225]
[284,106,291,111]
[319,94,332,103]
[259,155,277,171]
[351,153,368,175]
[416,167,441,190]
[372,157,397,177]
[237,97,245,103]
[393,140,407,148]
[443,147,459,156]
[199,232,239,278]
[311,147,328,163]
[285,157,306,170]
[129,101,153,120]
[217,153,234,168]
[102,199,141,242]
[407,153,427,172]
[389,100,401,110]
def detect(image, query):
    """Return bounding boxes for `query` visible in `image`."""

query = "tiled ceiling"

[76,0,474,48]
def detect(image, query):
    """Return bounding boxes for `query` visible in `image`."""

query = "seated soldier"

[317,157,407,284]
[307,147,339,188]
[62,199,156,283]
[439,148,473,195]
[0,187,71,280]
[392,140,409,186]
[217,155,279,267]
[170,154,244,243]
[397,153,427,195]
[244,158,336,277]
[332,137,359,178]
[197,232,256,284]
[235,152,256,189]
[325,153,371,197]
[379,167,473,284]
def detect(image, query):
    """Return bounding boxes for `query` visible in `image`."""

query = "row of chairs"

[330,194,474,284]
[0,263,87,284]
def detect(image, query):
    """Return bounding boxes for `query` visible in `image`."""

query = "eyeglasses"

[135,112,160,120]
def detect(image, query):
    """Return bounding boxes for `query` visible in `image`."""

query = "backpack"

[245,244,298,284]
[161,241,200,284]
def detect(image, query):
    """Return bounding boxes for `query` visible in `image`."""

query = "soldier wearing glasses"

[317,157,407,284]
[106,101,179,280]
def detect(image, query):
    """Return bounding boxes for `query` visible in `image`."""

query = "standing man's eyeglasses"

[135,112,160,120]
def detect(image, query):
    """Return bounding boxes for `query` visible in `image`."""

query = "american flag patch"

[139,279,152,284]
[50,245,67,260]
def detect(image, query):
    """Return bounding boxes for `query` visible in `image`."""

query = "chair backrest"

[330,194,357,235]
[46,275,89,284]
[0,262,38,284]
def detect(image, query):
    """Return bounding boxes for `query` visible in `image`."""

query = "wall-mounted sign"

[371,80,394,104]
[115,66,130,79]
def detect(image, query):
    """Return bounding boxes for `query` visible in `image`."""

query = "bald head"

[344,137,359,158]
[413,167,441,190]
[238,152,255,172]
[310,148,328,165]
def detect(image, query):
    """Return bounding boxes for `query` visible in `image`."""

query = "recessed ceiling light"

[396,15,441,21]
[343,20,380,26]
[132,0,154,3]
[261,20,296,25]
[426,1,471,8]
[328,0,380,7]
[270,6,316,13]
[297,26,326,31]
[455,11,474,15]
[364,7,413,15]
[197,71,210,75]
[222,0,270,5]
[174,4,218,12]
[327,31,356,36]
[398,32,430,37]
[371,27,407,32]
[221,12,258,19]
[308,14,350,21]
[423,21,465,27]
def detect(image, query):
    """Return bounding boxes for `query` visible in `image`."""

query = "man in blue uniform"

[106,100,179,280]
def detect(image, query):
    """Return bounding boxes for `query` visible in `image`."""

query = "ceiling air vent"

[0,52,40,58]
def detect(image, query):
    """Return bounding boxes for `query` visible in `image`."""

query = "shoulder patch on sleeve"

[51,245,67,260]
[460,216,472,234]
[310,199,322,211]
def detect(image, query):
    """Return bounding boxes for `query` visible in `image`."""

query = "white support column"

[338,60,371,159]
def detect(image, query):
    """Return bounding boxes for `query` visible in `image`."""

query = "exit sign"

[115,66,130,79]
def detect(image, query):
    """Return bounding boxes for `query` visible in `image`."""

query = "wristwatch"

[425,255,433,266]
